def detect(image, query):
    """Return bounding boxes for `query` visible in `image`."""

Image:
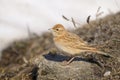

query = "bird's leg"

[61,57,75,65]
[66,57,75,65]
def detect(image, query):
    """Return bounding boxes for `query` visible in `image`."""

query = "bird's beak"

[48,28,52,31]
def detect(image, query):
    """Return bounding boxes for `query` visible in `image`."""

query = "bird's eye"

[56,29,59,31]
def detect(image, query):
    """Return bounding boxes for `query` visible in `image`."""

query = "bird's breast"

[54,40,81,55]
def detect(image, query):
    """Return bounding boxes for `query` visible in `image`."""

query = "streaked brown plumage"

[50,24,111,65]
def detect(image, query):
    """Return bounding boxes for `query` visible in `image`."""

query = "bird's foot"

[61,57,75,66]
[61,60,69,66]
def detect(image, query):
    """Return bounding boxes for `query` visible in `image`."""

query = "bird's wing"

[66,32,88,47]
[66,32,97,50]
[68,32,85,42]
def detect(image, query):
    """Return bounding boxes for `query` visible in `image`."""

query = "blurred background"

[0,0,120,53]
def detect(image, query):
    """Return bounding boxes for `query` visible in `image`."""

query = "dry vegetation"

[0,12,120,80]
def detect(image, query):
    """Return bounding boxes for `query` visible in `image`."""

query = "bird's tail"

[94,50,113,58]
[84,47,113,58]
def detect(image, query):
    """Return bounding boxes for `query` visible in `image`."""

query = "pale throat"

[53,31,67,37]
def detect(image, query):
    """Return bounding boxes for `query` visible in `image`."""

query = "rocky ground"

[0,12,120,80]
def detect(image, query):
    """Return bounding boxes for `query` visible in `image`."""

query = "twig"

[87,15,91,24]
[96,7,104,19]
[62,15,69,21]
[96,7,101,14]
[27,25,32,39]
[71,17,77,28]
[96,12,104,18]
[62,15,81,28]
[27,25,39,39]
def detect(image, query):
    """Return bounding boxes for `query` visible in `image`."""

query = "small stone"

[104,71,111,77]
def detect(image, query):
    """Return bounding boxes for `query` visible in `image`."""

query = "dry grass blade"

[27,25,40,39]
[27,26,32,38]
[62,15,81,28]
[71,17,77,28]
[62,15,69,21]
[87,15,91,24]
[23,57,28,64]
[96,7,101,14]
[96,6,104,18]
[96,12,104,18]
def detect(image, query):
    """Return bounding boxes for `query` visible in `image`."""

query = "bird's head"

[49,24,67,37]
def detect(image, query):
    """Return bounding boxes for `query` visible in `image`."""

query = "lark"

[49,24,112,65]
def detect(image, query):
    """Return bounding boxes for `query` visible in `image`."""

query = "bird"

[49,24,112,65]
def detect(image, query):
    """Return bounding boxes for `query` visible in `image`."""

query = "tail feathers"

[94,50,113,58]
[81,46,113,58]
